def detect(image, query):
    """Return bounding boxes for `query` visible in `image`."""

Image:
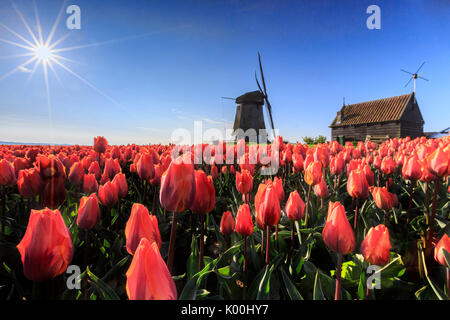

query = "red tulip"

[220,210,235,235]
[17,168,43,197]
[236,169,253,195]
[361,224,391,266]
[88,161,101,181]
[0,159,16,186]
[17,208,73,281]
[83,173,98,194]
[98,181,119,207]
[322,201,355,255]
[285,190,305,221]
[235,204,254,237]
[434,234,450,267]
[112,173,128,199]
[371,187,398,211]
[125,203,161,255]
[361,164,374,186]
[210,165,219,179]
[292,153,304,173]
[94,136,108,154]
[305,161,322,186]
[68,162,84,185]
[314,178,329,199]
[104,158,121,180]
[13,157,30,178]
[381,156,396,175]
[427,147,449,177]
[77,193,101,229]
[42,176,66,209]
[254,180,281,227]
[149,164,162,187]
[190,170,216,214]
[402,154,421,181]
[330,155,344,176]
[36,155,66,180]
[272,177,285,202]
[137,153,155,182]
[347,168,369,200]
[159,156,196,213]
[126,237,177,300]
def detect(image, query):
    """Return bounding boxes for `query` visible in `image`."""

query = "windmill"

[226,53,275,143]
[401,62,429,93]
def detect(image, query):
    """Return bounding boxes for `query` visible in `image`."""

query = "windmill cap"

[236,90,265,104]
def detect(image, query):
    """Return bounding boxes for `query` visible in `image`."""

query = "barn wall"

[400,98,424,138]
[331,122,401,141]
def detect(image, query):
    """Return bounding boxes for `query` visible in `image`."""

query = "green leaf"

[86,267,120,300]
[442,249,450,268]
[179,277,198,300]
[313,270,326,300]
[256,265,274,300]
[357,272,366,300]
[280,267,303,300]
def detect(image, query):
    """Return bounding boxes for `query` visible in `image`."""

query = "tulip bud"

[17,168,43,197]
[94,136,108,154]
[88,161,101,181]
[68,162,84,185]
[235,204,254,237]
[347,169,369,200]
[42,176,66,209]
[0,159,17,186]
[17,208,73,281]
[159,156,196,213]
[126,238,177,300]
[371,186,398,211]
[236,169,253,195]
[104,158,121,180]
[220,211,235,235]
[305,161,322,186]
[190,170,216,214]
[125,203,161,255]
[322,202,355,255]
[285,190,305,221]
[112,172,128,199]
[381,156,396,175]
[77,194,101,229]
[272,177,285,202]
[402,154,421,181]
[314,178,330,199]
[83,173,98,194]
[361,224,391,266]
[98,181,119,207]
[254,181,281,227]
[427,147,449,177]
[434,234,450,267]
[137,153,155,182]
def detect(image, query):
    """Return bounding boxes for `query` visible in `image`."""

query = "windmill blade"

[418,76,429,81]
[258,52,268,96]
[265,97,276,133]
[221,97,235,100]
[255,71,275,132]
[404,77,413,88]
[415,61,425,74]
[400,69,414,75]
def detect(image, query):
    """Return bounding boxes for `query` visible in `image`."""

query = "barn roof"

[330,93,415,127]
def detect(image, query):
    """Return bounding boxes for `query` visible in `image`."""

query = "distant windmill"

[222,52,276,143]
[401,62,429,93]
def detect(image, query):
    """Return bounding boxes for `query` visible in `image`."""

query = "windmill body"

[232,90,267,142]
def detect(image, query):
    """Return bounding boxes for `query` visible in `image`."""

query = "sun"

[33,44,54,62]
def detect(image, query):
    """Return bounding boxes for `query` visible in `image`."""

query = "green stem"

[167,212,178,273]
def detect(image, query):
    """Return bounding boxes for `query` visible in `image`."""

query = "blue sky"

[0,0,449,145]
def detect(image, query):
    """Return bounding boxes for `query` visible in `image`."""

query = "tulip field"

[0,135,449,301]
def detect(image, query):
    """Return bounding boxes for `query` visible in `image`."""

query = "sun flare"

[33,44,53,62]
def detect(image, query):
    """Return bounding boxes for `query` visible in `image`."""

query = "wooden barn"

[329,92,425,143]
